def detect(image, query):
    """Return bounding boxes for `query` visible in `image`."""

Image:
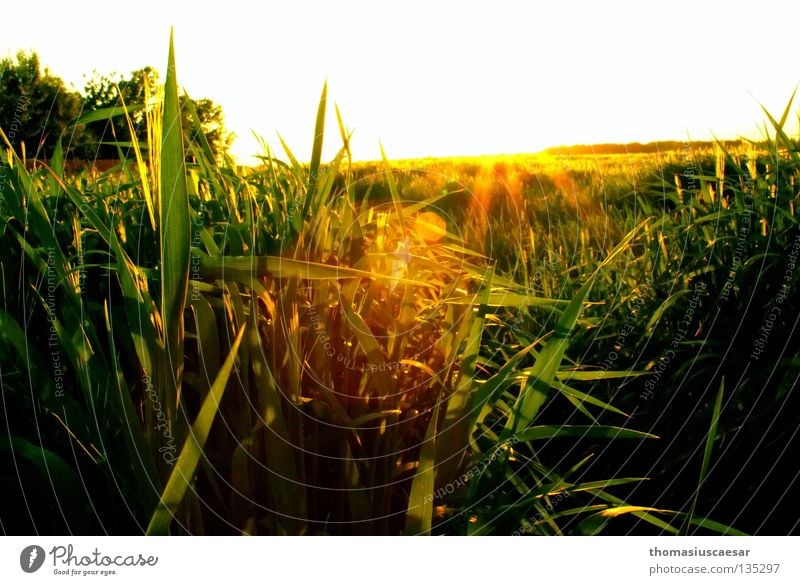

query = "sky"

[2,0,799,163]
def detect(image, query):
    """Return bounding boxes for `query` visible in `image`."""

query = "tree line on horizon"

[542,139,749,156]
[0,50,232,162]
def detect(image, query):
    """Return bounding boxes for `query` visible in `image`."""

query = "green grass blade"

[404,395,442,535]
[678,512,748,536]
[434,265,493,486]
[777,86,797,129]
[340,299,395,397]
[503,477,649,516]
[159,30,191,427]
[598,505,670,517]
[682,377,725,535]
[302,81,327,218]
[471,340,540,431]
[334,103,352,162]
[554,381,631,418]
[146,324,246,535]
[644,289,691,335]
[444,292,567,309]
[760,97,800,165]
[74,104,145,125]
[514,425,658,443]
[554,370,648,381]
[248,298,306,534]
[199,255,433,287]
[47,134,64,197]
[118,90,156,230]
[380,143,408,239]
[590,489,681,534]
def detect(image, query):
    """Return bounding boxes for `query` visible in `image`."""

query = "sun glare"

[415,212,447,244]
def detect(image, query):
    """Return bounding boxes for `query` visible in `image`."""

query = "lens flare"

[414,211,447,243]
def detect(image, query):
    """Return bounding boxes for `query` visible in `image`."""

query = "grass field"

[1,41,799,536]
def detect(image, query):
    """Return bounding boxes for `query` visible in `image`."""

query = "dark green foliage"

[0,51,87,158]
[0,51,232,163]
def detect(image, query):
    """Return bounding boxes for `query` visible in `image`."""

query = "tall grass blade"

[248,299,307,534]
[159,30,191,427]
[302,82,327,218]
[434,265,493,486]
[682,377,724,535]
[514,425,658,442]
[404,393,442,535]
[146,324,246,535]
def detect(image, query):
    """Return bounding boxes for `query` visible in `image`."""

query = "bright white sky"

[2,0,799,163]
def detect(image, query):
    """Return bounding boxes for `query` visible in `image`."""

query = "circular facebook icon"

[20,545,46,573]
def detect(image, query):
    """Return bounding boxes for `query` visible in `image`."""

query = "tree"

[184,97,234,161]
[82,68,232,161]
[0,54,233,163]
[0,51,87,159]
[81,67,157,159]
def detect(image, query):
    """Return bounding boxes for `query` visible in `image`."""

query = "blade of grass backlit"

[160,30,191,426]
[199,255,433,286]
[514,425,657,442]
[118,90,156,230]
[47,135,64,198]
[678,512,747,536]
[553,370,648,381]
[469,340,540,434]
[444,292,567,308]
[340,299,395,397]
[380,143,409,241]
[74,104,146,125]
[507,477,650,511]
[434,265,494,486]
[301,82,327,218]
[335,103,352,163]
[590,489,681,534]
[405,393,442,535]
[146,324,246,535]
[760,92,800,165]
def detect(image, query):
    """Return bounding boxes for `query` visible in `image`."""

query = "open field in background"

[347,142,800,535]
[1,41,799,536]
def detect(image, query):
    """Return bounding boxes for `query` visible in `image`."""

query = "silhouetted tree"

[82,67,233,161]
[81,66,158,159]
[1,54,233,163]
[0,51,87,158]
[184,96,234,161]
